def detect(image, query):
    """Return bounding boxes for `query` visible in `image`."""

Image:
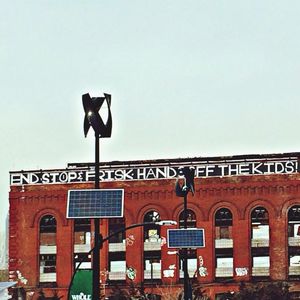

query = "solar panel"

[167,228,205,248]
[66,189,124,218]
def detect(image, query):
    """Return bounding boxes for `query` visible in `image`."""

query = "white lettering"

[105,170,114,180]
[228,164,239,175]
[239,163,250,175]
[219,165,227,176]
[123,169,134,180]
[20,174,30,184]
[205,165,215,177]
[31,173,40,184]
[196,166,206,177]
[42,173,50,183]
[137,168,146,180]
[168,167,177,178]
[9,159,300,185]
[71,293,91,300]
[10,174,22,185]
[68,171,78,182]
[50,172,59,183]
[285,161,295,173]
[252,162,263,174]
[146,168,156,179]
[85,171,94,181]
[114,169,124,180]
[275,162,285,173]
[99,170,106,181]
[156,167,167,178]
[77,171,84,181]
[265,162,274,174]
[115,169,134,180]
[58,172,68,182]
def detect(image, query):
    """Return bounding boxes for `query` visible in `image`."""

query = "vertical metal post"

[93,134,100,300]
[150,260,154,296]
[183,193,190,300]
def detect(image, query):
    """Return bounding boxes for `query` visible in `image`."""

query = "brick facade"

[8,153,300,299]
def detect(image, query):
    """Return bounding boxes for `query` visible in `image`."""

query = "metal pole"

[150,260,154,296]
[183,193,190,300]
[93,134,100,300]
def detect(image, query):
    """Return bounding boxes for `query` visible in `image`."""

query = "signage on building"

[10,157,299,185]
[69,270,92,300]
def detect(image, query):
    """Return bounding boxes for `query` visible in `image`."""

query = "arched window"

[251,207,269,240]
[288,205,300,237]
[288,205,300,275]
[179,209,196,228]
[108,218,126,281]
[39,215,57,284]
[215,208,232,239]
[143,211,161,241]
[214,208,233,278]
[40,215,56,236]
[109,218,126,243]
[251,207,270,277]
[143,211,161,281]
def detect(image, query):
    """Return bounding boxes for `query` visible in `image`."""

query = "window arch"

[214,208,233,278]
[288,205,300,237]
[40,215,56,235]
[179,209,196,228]
[143,210,161,241]
[108,217,126,280]
[250,207,270,277]
[109,217,126,243]
[251,206,269,223]
[40,215,56,244]
[39,215,57,284]
[251,206,269,239]
[288,205,300,275]
[143,211,162,281]
[215,208,232,239]
[215,208,232,226]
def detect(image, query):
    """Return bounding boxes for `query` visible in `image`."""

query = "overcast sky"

[1,1,300,247]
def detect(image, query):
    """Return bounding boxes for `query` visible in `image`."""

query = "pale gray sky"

[1,1,300,246]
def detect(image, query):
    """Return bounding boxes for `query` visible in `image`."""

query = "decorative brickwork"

[8,153,300,299]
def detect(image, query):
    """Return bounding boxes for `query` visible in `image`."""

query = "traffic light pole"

[93,134,100,300]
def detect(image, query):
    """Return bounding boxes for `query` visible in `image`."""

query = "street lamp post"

[68,220,177,300]
[183,193,190,300]
[175,167,195,300]
[82,93,112,300]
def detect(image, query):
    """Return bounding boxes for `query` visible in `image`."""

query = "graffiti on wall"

[235,267,248,277]
[198,256,208,277]
[126,267,137,280]
[163,264,176,278]
[10,158,299,185]
[126,234,135,246]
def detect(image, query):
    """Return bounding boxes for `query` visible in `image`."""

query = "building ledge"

[215,239,233,248]
[39,245,57,254]
[215,267,233,277]
[251,239,269,247]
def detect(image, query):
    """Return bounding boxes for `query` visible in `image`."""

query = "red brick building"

[8,152,300,299]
